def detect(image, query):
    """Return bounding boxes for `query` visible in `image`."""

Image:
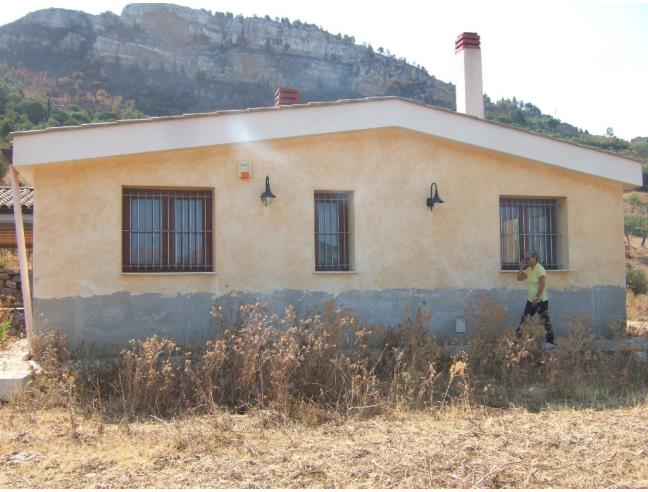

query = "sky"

[0,1,646,140]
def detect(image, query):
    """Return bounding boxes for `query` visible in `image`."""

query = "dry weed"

[13,298,648,421]
[627,291,648,322]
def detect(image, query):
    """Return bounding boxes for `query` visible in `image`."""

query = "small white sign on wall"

[455,318,466,333]
[238,161,252,179]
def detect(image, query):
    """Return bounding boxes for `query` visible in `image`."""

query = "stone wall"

[0,268,28,302]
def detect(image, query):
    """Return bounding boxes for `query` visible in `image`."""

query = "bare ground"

[1,403,648,488]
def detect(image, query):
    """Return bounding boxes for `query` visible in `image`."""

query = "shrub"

[627,266,648,295]
[115,336,187,415]
[0,319,9,341]
[0,296,19,343]
[628,192,642,206]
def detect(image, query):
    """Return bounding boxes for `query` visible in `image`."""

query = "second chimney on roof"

[275,87,299,107]
[455,32,484,119]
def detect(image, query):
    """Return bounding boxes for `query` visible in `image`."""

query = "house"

[7,33,643,346]
[0,187,33,269]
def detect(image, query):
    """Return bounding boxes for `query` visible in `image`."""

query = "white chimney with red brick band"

[455,32,484,119]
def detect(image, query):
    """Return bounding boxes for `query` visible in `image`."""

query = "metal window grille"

[314,192,352,271]
[500,198,560,270]
[122,188,213,272]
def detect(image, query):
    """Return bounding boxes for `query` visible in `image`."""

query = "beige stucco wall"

[26,127,625,300]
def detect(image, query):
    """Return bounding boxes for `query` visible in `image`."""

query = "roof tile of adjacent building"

[0,187,34,210]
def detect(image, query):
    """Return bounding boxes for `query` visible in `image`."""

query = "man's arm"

[517,262,527,281]
[535,275,546,301]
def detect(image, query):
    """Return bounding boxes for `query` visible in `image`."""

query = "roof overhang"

[10,97,642,187]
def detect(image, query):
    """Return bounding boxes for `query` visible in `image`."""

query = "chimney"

[455,32,484,118]
[274,87,299,107]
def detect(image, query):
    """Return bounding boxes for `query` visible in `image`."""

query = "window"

[314,192,352,271]
[500,198,562,270]
[122,188,213,272]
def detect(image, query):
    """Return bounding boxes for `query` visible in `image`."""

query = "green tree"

[511,109,526,126]
[20,99,47,124]
[0,84,7,113]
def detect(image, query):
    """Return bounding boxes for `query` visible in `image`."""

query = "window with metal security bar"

[314,192,353,271]
[500,198,562,270]
[122,188,213,272]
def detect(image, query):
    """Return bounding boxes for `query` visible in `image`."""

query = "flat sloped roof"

[10,96,642,187]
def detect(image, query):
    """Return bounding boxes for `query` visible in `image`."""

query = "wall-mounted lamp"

[426,182,444,209]
[260,175,276,206]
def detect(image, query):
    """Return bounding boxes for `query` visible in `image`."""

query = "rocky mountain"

[0,3,455,115]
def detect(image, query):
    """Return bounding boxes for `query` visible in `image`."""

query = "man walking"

[517,251,556,348]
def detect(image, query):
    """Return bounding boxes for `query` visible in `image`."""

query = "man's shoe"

[544,342,557,350]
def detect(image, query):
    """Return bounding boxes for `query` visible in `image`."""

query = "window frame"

[499,196,563,271]
[122,187,214,273]
[314,191,354,272]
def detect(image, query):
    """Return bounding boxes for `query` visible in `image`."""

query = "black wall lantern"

[260,175,276,206]
[426,182,444,209]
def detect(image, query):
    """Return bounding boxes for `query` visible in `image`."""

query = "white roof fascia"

[11,98,642,186]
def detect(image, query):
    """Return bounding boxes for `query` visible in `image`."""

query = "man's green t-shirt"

[525,263,548,302]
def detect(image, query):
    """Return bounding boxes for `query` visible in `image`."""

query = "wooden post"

[9,164,33,340]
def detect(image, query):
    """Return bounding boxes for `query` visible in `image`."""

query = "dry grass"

[1,403,648,488]
[0,295,22,350]
[627,292,648,324]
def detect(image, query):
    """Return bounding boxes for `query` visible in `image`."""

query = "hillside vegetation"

[0,70,144,175]
[485,96,648,165]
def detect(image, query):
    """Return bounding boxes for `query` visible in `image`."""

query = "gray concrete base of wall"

[33,286,626,348]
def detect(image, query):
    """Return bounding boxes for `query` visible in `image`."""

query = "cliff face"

[0,3,455,115]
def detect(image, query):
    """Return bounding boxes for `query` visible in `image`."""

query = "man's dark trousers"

[517,300,554,344]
